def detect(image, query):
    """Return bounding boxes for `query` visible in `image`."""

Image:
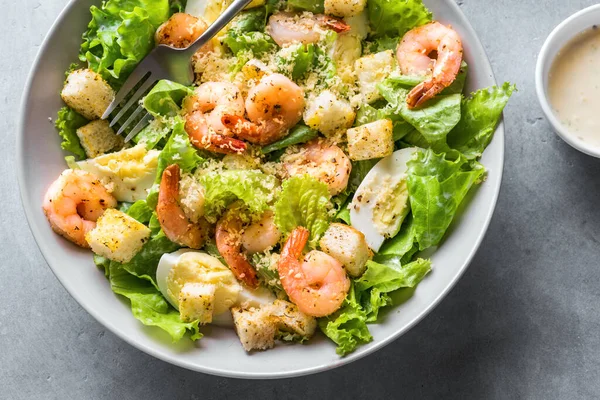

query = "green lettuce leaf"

[223,31,277,56]
[109,261,201,341]
[447,82,516,159]
[55,107,88,159]
[80,0,173,87]
[126,199,154,224]
[132,117,175,149]
[355,258,431,321]
[288,0,324,13]
[378,79,462,143]
[365,36,400,53]
[143,80,193,118]
[261,124,318,154]
[367,0,432,38]
[120,233,180,286]
[200,170,278,221]
[274,175,331,247]
[318,283,372,356]
[147,118,202,208]
[377,213,416,259]
[407,149,485,250]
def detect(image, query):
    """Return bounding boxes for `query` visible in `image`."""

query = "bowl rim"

[535,3,600,159]
[17,0,504,379]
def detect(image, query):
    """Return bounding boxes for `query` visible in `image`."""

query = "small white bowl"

[536,4,600,158]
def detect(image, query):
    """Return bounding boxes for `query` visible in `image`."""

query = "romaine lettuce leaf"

[376,213,416,260]
[318,283,372,356]
[355,258,431,321]
[447,82,516,159]
[261,124,318,154]
[288,0,324,13]
[146,117,202,208]
[274,175,331,247]
[55,107,88,159]
[125,199,154,224]
[200,170,278,222]
[223,31,277,56]
[407,149,485,250]
[143,80,193,118]
[80,0,173,87]
[120,233,180,286]
[109,261,201,341]
[378,79,462,143]
[367,0,432,38]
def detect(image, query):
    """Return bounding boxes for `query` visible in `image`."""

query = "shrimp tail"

[406,79,446,109]
[215,214,259,288]
[318,15,351,33]
[185,110,247,154]
[157,164,207,249]
[279,227,309,267]
[221,114,270,145]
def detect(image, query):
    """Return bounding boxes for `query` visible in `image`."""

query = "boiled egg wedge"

[156,250,276,326]
[350,147,418,251]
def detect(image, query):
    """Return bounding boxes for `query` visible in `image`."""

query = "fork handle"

[184,0,254,56]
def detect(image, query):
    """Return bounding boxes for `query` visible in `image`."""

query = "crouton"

[304,90,356,137]
[61,69,114,120]
[76,120,124,158]
[178,283,216,324]
[319,223,372,277]
[324,0,366,17]
[347,119,394,161]
[265,300,317,339]
[354,50,396,103]
[85,209,151,263]
[178,173,205,224]
[231,306,276,352]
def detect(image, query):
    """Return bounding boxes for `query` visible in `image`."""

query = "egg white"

[350,147,417,251]
[156,250,276,327]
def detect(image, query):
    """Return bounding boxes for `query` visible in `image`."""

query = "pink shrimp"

[221,74,305,146]
[184,82,248,154]
[156,164,209,249]
[278,227,350,317]
[396,21,463,109]
[267,12,350,46]
[215,208,261,288]
[155,12,214,52]
[42,169,117,248]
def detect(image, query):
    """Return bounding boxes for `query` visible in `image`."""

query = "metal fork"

[102,0,253,141]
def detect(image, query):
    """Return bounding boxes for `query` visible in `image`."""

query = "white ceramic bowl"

[17,0,504,378]
[536,4,600,158]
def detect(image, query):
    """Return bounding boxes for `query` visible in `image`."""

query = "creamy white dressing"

[549,27,600,147]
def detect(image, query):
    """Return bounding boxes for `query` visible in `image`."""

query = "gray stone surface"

[2,0,600,398]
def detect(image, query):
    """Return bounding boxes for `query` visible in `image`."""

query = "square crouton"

[347,119,394,161]
[85,209,151,263]
[231,306,276,352]
[354,50,396,103]
[265,300,317,338]
[319,223,372,277]
[76,120,124,158]
[179,283,216,324]
[61,69,115,120]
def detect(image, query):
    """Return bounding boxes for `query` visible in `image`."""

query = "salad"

[43,0,513,355]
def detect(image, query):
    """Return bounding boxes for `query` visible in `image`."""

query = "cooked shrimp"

[221,74,305,145]
[42,169,117,248]
[278,227,350,317]
[215,207,259,288]
[282,139,351,195]
[396,21,463,109]
[241,211,281,254]
[155,12,213,52]
[267,12,350,46]
[157,164,209,249]
[184,82,248,154]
